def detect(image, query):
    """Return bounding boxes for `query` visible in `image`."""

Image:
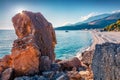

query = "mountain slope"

[55,12,120,30]
[104,19,120,31]
[75,13,110,25]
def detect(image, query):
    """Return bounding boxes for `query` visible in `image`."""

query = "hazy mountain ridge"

[55,12,120,30]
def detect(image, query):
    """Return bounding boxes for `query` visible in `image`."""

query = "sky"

[0,0,120,29]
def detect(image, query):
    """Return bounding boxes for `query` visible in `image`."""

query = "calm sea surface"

[0,30,92,59]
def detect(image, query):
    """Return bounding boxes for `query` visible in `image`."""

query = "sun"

[15,8,24,14]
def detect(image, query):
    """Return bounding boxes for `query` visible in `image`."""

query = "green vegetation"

[104,19,120,31]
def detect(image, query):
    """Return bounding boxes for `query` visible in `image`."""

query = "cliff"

[92,43,120,80]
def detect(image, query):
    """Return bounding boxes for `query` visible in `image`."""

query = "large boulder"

[11,11,56,76]
[92,43,120,80]
[0,11,56,77]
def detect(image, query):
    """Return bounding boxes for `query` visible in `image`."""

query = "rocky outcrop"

[81,50,94,66]
[92,43,120,80]
[58,57,82,71]
[0,11,56,78]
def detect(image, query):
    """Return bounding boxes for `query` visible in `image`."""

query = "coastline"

[77,30,120,60]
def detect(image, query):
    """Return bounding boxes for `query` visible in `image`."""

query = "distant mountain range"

[55,12,120,30]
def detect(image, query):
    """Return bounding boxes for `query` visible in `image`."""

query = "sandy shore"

[77,30,120,59]
[88,30,120,51]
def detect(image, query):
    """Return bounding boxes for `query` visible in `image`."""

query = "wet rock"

[58,57,81,71]
[1,68,14,80]
[92,43,120,80]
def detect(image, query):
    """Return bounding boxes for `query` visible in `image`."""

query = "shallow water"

[0,30,92,59]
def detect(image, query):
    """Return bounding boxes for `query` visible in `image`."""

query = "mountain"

[55,12,120,30]
[75,13,110,25]
[104,19,120,31]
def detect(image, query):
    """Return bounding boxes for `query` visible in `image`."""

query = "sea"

[0,30,93,59]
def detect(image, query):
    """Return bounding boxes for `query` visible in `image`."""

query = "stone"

[81,50,94,65]
[67,71,81,80]
[58,57,81,71]
[42,71,54,79]
[92,43,120,80]
[52,71,65,80]
[0,55,12,75]
[0,11,57,77]
[56,74,69,80]
[10,11,56,76]
[40,56,51,71]
[51,63,60,71]
[12,11,56,62]
[1,68,14,80]
[14,75,48,80]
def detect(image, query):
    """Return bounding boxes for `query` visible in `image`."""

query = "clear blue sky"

[0,0,120,29]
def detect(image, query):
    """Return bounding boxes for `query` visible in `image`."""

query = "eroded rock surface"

[92,43,120,80]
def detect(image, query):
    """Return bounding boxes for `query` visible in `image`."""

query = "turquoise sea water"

[0,30,92,59]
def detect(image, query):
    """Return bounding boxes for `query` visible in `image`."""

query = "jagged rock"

[10,11,56,76]
[92,43,120,80]
[58,57,81,71]
[81,50,94,65]
[0,11,56,77]
[12,11,56,62]
[1,68,14,80]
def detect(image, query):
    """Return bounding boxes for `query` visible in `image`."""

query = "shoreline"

[76,30,120,60]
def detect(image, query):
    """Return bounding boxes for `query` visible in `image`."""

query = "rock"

[52,71,66,80]
[55,59,62,63]
[81,50,94,66]
[79,70,93,80]
[12,11,56,61]
[0,55,12,75]
[0,11,57,77]
[51,63,60,71]
[92,43,120,80]
[40,56,51,71]
[56,74,69,80]
[1,68,14,80]
[67,71,81,80]
[42,71,54,79]
[14,75,48,80]
[58,57,81,71]
[10,11,56,76]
